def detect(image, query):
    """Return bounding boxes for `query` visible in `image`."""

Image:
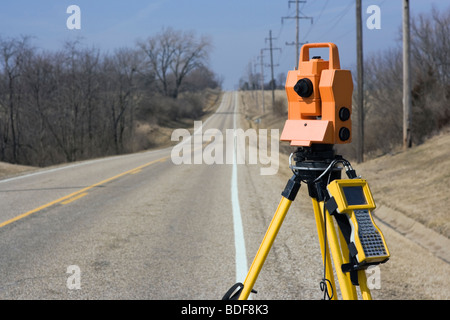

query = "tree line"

[238,61,286,91]
[352,7,449,157]
[0,28,221,167]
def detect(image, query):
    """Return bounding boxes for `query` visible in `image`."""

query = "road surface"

[0,92,321,299]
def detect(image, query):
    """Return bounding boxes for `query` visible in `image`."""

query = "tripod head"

[281,43,353,147]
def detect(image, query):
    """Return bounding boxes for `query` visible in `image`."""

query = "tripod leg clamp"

[281,175,301,201]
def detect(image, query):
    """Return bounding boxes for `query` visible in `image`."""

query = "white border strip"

[231,91,248,283]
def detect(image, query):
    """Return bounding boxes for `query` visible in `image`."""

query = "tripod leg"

[239,197,292,300]
[358,270,373,300]
[322,200,358,300]
[311,198,337,299]
[338,228,358,298]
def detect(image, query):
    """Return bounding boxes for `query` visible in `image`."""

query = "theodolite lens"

[294,78,313,98]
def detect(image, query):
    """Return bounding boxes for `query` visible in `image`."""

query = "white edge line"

[231,91,248,284]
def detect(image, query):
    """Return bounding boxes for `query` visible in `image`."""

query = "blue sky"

[0,0,448,90]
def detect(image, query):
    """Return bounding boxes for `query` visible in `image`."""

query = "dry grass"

[0,162,37,180]
[354,127,450,238]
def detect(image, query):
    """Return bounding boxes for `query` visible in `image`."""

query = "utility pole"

[403,0,412,149]
[253,58,259,107]
[264,30,281,111]
[356,0,364,163]
[258,49,265,113]
[282,0,312,69]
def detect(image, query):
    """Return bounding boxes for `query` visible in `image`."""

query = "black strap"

[325,196,338,216]
[326,197,360,285]
[222,283,257,300]
[350,269,359,286]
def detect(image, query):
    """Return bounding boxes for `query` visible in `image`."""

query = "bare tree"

[22,51,60,165]
[181,65,221,92]
[411,7,449,85]
[0,36,32,163]
[170,31,211,98]
[100,48,141,154]
[138,28,211,98]
[410,7,450,136]
[79,46,101,151]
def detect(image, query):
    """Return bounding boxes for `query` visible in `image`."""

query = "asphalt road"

[0,92,325,299]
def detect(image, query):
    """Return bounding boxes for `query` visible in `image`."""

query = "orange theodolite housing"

[281,43,353,147]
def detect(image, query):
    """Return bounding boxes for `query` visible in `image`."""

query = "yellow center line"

[61,192,89,205]
[0,156,168,229]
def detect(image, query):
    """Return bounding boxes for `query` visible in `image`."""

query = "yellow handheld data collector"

[326,179,390,268]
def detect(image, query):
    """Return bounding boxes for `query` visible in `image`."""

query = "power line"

[263,30,282,111]
[282,0,313,69]
[304,0,329,39]
[257,50,265,113]
[315,1,353,40]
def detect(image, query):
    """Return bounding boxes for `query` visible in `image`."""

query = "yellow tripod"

[223,144,390,300]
